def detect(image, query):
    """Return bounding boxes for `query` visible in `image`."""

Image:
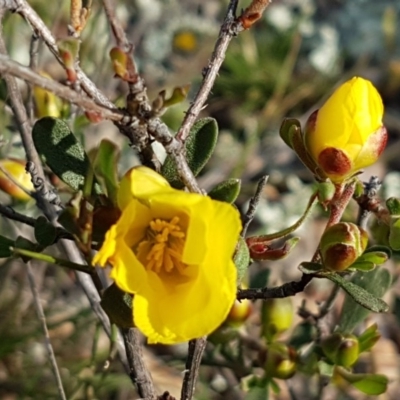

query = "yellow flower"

[304,77,387,183]
[93,166,242,344]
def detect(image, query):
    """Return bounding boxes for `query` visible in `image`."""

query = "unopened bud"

[261,298,294,341]
[226,299,253,328]
[321,332,359,368]
[320,222,368,271]
[264,343,297,380]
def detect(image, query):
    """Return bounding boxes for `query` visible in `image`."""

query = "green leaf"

[299,262,322,273]
[338,268,392,333]
[161,118,218,188]
[34,216,57,247]
[100,283,134,329]
[93,139,120,205]
[32,117,93,192]
[279,118,301,149]
[208,178,241,203]
[350,261,375,272]
[355,251,388,266]
[389,219,400,251]
[234,237,250,283]
[337,368,388,395]
[358,323,380,353]
[386,197,400,217]
[364,245,392,258]
[0,235,14,258]
[318,271,389,313]
[244,386,269,400]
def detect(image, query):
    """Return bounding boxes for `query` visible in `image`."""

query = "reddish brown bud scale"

[320,222,368,271]
[318,148,352,176]
[238,0,271,30]
[324,243,357,271]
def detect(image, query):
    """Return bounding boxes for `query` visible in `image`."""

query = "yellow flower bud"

[304,77,387,183]
[0,159,34,201]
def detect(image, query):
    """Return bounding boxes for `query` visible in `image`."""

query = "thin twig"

[101,0,130,50]
[180,336,208,400]
[356,176,382,229]
[5,0,116,108]
[237,274,313,301]
[176,0,241,143]
[121,328,156,399]
[27,32,40,123]
[241,175,269,237]
[0,54,127,121]
[26,261,67,400]
[0,202,37,226]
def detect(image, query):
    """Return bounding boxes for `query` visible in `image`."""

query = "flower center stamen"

[136,216,187,274]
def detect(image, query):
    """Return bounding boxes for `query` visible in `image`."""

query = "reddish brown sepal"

[318,147,352,177]
[238,0,271,30]
[324,243,357,271]
[246,237,296,261]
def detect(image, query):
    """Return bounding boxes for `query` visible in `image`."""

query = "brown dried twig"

[0,54,126,121]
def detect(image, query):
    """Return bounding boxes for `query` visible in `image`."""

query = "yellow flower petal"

[118,166,171,210]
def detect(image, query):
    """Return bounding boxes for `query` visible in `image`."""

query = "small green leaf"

[318,271,389,313]
[93,139,120,205]
[356,251,389,265]
[279,118,301,149]
[386,197,400,217]
[358,323,380,353]
[100,283,134,329]
[350,261,375,272]
[208,178,241,203]
[161,118,218,188]
[32,117,93,192]
[34,216,57,247]
[389,219,400,251]
[299,262,322,273]
[338,268,392,333]
[364,245,392,258]
[234,237,250,283]
[336,368,388,395]
[0,235,14,258]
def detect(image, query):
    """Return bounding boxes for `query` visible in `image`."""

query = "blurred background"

[1,0,400,398]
